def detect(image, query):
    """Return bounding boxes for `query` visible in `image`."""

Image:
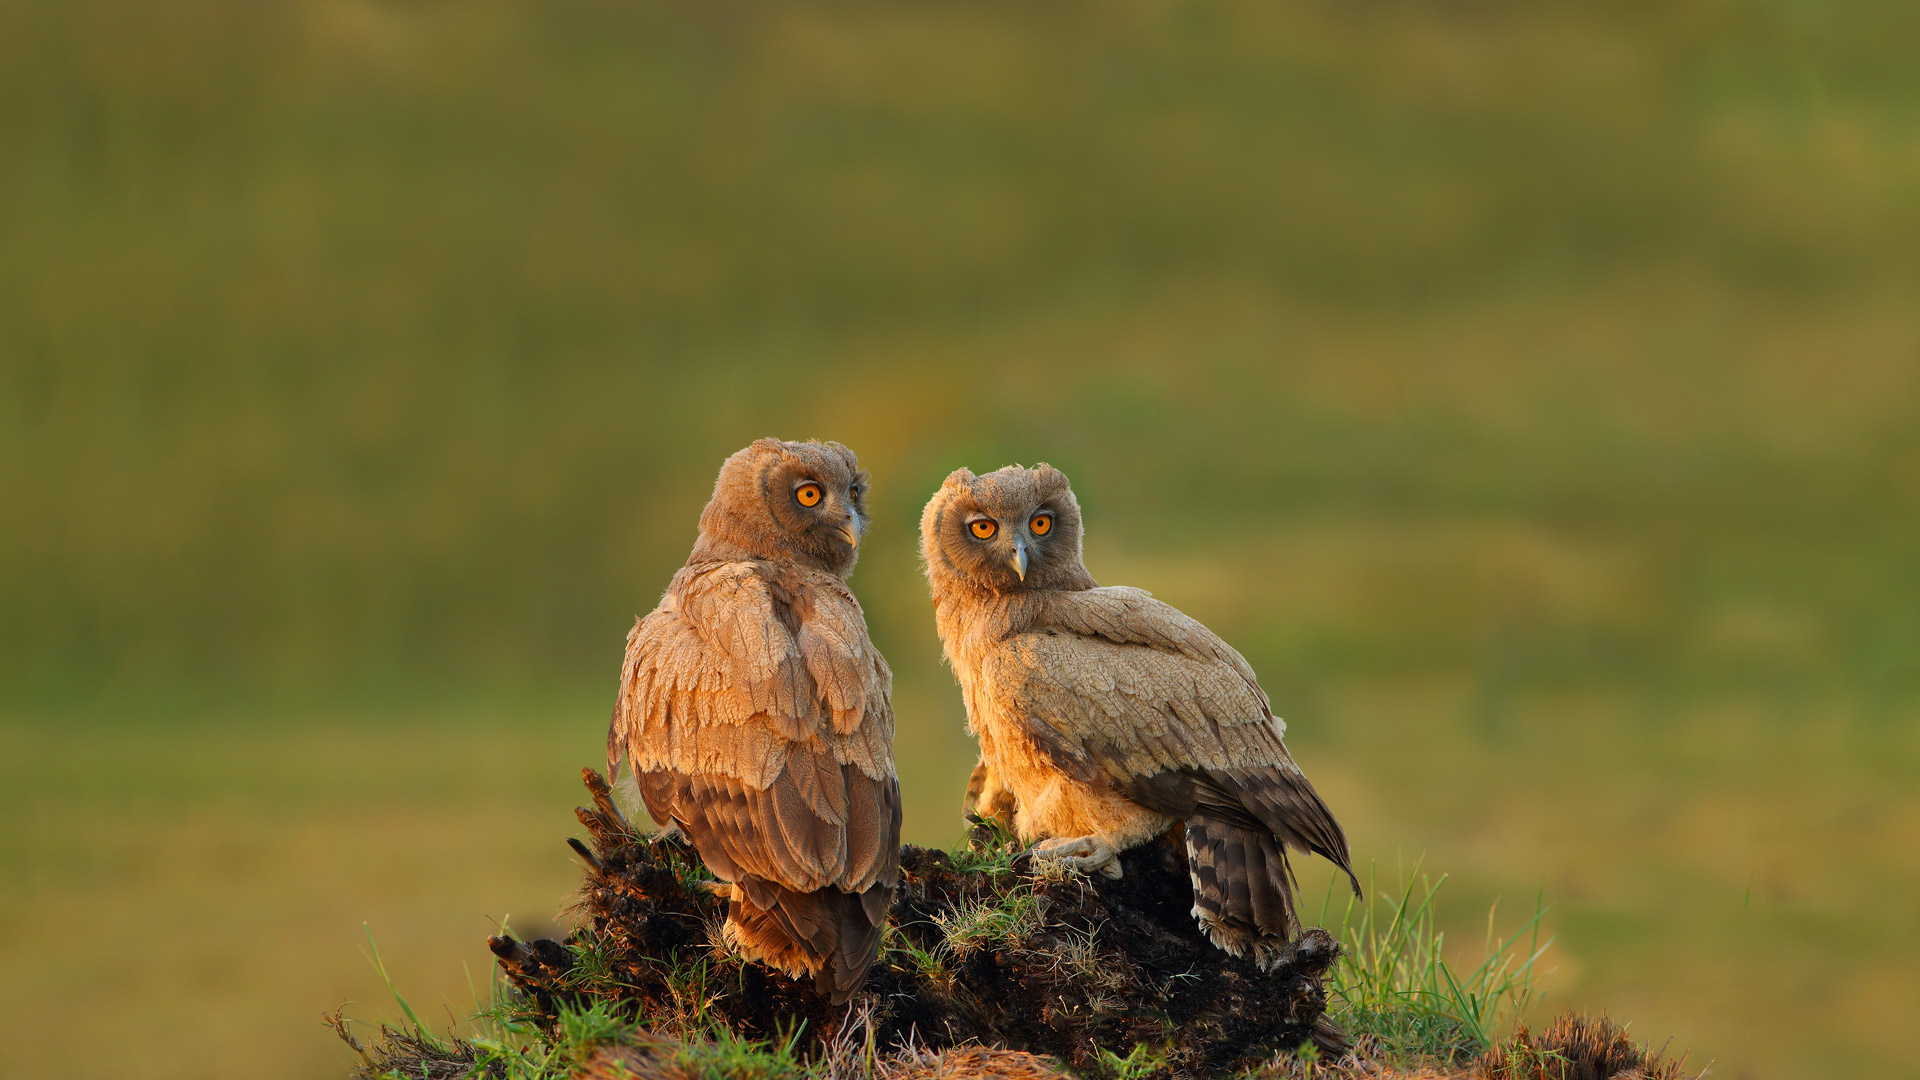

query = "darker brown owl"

[921,464,1358,964]
[609,438,901,1003]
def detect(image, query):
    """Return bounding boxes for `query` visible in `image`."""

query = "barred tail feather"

[1185,815,1299,967]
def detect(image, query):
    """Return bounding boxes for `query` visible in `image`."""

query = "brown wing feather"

[984,587,1358,929]
[1031,587,1271,706]
[609,560,899,997]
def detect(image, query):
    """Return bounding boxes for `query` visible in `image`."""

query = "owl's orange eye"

[969,519,997,540]
[795,483,823,507]
[1029,513,1052,536]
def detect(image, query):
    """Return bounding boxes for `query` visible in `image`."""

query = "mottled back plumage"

[610,438,901,1003]
[921,464,1358,964]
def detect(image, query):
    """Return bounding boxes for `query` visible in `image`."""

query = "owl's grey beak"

[836,520,860,549]
[1009,537,1028,581]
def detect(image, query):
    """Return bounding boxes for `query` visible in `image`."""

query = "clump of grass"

[876,831,1018,986]
[1320,863,1552,1065]
[339,955,821,1080]
[333,922,647,1080]
[881,921,949,985]
[673,1022,812,1080]
[933,878,1047,956]
[357,923,447,1053]
[476,998,630,1079]
[1086,1042,1169,1080]
[948,817,1023,877]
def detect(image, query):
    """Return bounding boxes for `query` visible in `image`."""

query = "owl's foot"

[1028,835,1124,880]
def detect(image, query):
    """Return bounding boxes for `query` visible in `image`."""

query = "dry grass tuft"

[1478,1013,1703,1080]
[571,1033,1066,1080]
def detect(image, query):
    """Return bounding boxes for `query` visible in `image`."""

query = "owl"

[921,464,1359,963]
[608,438,901,1004]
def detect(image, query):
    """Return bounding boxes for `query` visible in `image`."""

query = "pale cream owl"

[921,464,1358,963]
[609,438,901,1003]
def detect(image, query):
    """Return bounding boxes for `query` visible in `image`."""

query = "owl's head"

[692,438,871,576]
[920,463,1096,596]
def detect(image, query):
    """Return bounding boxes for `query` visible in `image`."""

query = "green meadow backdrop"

[4,2,1917,1078]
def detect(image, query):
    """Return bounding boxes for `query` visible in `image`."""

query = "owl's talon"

[1029,836,1123,880]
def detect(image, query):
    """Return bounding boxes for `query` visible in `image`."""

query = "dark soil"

[487,769,1342,1078]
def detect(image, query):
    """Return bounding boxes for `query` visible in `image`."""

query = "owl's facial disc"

[925,462,1090,594]
[699,439,869,576]
[963,513,1032,580]
[794,475,862,549]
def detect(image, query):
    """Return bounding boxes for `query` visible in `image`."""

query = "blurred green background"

[3,1,1917,1077]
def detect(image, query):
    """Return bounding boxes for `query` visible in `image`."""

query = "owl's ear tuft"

[1032,463,1072,495]
[750,437,788,454]
[942,468,977,490]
